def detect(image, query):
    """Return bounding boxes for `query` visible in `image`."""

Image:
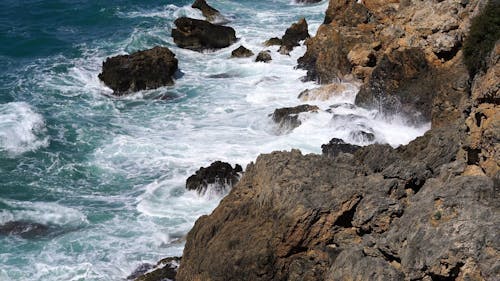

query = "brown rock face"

[255,50,272,63]
[231,45,254,58]
[171,17,236,51]
[98,46,178,95]
[191,0,225,23]
[279,18,310,55]
[271,104,320,132]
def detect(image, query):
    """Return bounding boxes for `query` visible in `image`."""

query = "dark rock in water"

[231,45,254,58]
[134,257,181,281]
[98,46,178,95]
[355,48,434,123]
[207,73,235,79]
[264,37,282,47]
[172,17,237,51]
[279,18,310,55]
[127,263,154,280]
[294,0,322,3]
[0,221,51,239]
[271,104,319,131]
[255,50,272,63]
[321,138,361,158]
[349,130,375,143]
[191,0,226,23]
[186,161,243,195]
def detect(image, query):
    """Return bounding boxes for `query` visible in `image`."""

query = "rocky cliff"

[138,0,500,280]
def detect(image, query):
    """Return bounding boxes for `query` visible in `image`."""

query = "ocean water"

[0,0,429,280]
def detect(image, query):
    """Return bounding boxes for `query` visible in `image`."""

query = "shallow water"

[0,0,429,280]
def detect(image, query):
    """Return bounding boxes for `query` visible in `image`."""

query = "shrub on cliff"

[463,0,500,76]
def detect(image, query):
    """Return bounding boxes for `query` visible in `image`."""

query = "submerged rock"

[186,161,243,195]
[255,50,272,63]
[98,46,178,95]
[191,0,226,23]
[133,257,181,281]
[231,45,254,58]
[279,18,310,55]
[271,104,319,132]
[171,17,237,51]
[0,221,51,239]
[321,138,361,158]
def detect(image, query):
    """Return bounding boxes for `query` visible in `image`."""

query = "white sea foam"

[0,102,48,156]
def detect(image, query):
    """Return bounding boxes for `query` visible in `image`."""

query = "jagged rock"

[324,0,373,26]
[264,37,282,47]
[279,18,310,55]
[191,0,226,23]
[355,48,434,123]
[231,45,254,58]
[0,221,51,239]
[98,46,178,95]
[171,17,236,51]
[134,257,181,281]
[127,263,154,280]
[321,138,361,158]
[271,104,319,132]
[298,83,348,101]
[186,161,242,195]
[255,50,272,63]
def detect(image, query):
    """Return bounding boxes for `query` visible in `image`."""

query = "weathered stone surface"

[0,221,50,239]
[264,37,282,47]
[279,18,310,55]
[186,161,242,195]
[191,0,226,23]
[298,83,348,101]
[134,257,181,281]
[321,138,361,158]
[231,45,254,58]
[98,46,178,95]
[271,104,319,132]
[255,50,272,63]
[171,17,236,51]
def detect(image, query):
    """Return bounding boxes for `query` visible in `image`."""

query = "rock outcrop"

[171,17,237,51]
[0,221,50,239]
[321,138,361,158]
[271,104,319,132]
[186,161,243,195]
[279,18,310,55]
[132,257,180,281]
[98,46,178,95]
[231,45,254,58]
[255,50,272,63]
[191,0,226,23]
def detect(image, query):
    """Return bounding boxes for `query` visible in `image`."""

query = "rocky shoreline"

[124,0,498,280]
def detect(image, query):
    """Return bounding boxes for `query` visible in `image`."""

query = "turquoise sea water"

[0,1,429,280]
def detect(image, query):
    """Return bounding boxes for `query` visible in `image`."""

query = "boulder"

[271,104,319,131]
[264,37,282,47]
[279,18,310,55]
[231,45,254,58]
[355,48,435,123]
[186,161,242,195]
[191,0,226,23]
[321,138,361,158]
[171,17,237,51]
[133,257,181,281]
[298,83,348,101]
[0,221,51,239]
[98,46,178,95]
[255,50,272,63]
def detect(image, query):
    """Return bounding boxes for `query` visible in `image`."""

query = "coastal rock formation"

[264,37,283,47]
[231,45,254,58]
[186,161,243,195]
[271,104,319,132]
[279,18,310,55]
[321,138,361,158]
[191,0,226,23]
[294,0,322,4]
[132,257,180,281]
[255,50,272,62]
[172,17,237,51]
[0,221,50,239]
[98,46,178,95]
[298,83,348,101]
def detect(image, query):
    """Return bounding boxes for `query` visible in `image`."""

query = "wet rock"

[127,263,154,280]
[279,18,310,55]
[98,46,178,95]
[321,138,361,158]
[255,50,272,63]
[191,0,226,23]
[349,130,375,143]
[264,37,282,47]
[355,48,434,123]
[294,0,322,3]
[171,17,236,51]
[271,104,319,131]
[231,45,254,58]
[134,257,181,281]
[0,221,51,239]
[186,161,242,195]
[298,83,348,101]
